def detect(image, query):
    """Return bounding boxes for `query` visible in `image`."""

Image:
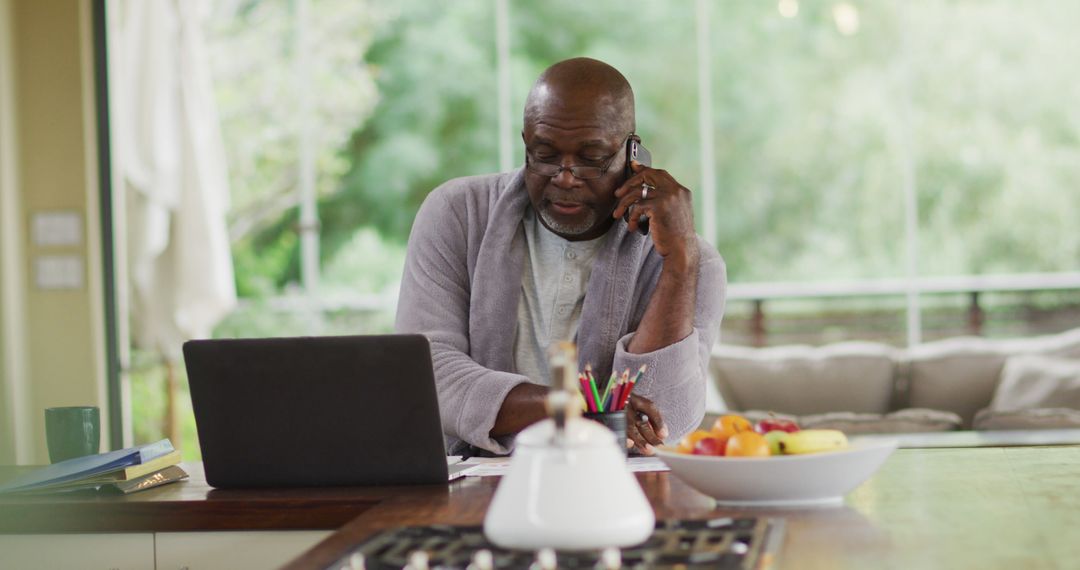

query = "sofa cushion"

[710,342,897,415]
[905,328,1080,428]
[740,410,800,427]
[711,409,960,435]
[973,408,1080,430]
[989,354,1080,411]
[798,408,962,434]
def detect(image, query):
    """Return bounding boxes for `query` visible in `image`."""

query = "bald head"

[524,58,635,136]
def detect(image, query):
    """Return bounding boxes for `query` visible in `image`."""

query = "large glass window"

[117,0,1080,456]
[707,1,904,281]
[907,0,1080,276]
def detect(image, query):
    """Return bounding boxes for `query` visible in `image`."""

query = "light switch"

[32,210,83,247]
[34,255,84,290]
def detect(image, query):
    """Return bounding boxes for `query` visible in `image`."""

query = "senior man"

[396,57,726,456]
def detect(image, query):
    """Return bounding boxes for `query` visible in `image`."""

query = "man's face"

[522,112,627,241]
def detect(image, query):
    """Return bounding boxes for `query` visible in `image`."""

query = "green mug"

[45,406,100,463]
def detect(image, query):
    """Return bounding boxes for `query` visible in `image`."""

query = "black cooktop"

[326,517,784,569]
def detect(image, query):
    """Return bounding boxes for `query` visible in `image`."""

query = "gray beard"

[538,206,598,237]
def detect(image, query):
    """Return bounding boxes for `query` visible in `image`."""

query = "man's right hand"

[489,382,551,437]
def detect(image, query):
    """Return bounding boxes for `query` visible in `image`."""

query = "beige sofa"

[706,327,1080,434]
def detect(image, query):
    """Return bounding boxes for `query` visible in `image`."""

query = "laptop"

[183,334,452,488]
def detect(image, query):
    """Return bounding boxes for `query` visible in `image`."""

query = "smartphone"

[623,134,653,235]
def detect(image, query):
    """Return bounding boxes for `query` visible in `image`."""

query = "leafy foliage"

[206,0,1080,292]
[144,0,1080,458]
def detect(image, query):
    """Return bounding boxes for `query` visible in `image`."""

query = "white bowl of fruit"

[654,414,897,507]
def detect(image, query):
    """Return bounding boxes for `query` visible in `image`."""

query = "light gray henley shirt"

[513,207,606,386]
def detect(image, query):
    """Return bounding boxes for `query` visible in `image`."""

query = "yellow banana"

[779,429,849,455]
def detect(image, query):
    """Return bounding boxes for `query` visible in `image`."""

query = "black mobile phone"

[623,134,652,235]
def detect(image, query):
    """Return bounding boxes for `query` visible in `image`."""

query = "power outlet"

[34,255,84,290]
[32,210,83,247]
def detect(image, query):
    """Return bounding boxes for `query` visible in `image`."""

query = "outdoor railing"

[727,272,1080,347]
[230,271,1080,348]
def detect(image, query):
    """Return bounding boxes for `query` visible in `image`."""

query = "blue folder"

[0,439,174,494]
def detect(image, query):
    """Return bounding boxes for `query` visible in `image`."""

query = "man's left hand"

[612,161,699,265]
[625,394,669,455]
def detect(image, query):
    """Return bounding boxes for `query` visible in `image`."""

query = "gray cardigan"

[395,168,727,454]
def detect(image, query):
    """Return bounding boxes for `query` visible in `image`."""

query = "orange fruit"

[724,431,771,457]
[711,414,753,438]
[676,430,714,454]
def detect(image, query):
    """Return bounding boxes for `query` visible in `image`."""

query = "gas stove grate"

[326,517,783,569]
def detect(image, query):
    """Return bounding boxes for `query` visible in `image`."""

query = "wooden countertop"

[4,446,1080,569]
[0,462,400,533]
[284,445,1080,570]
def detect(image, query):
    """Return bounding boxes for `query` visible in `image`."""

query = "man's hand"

[625,394,669,455]
[611,161,700,355]
[612,161,699,266]
[490,383,550,438]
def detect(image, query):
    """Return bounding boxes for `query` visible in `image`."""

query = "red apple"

[692,436,727,456]
[754,417,800,434]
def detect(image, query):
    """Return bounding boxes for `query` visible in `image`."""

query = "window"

[115,0,1080,456]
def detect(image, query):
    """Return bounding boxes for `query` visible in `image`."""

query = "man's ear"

[520,130,527,145]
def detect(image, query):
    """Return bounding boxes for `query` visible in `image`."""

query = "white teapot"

[483,341,655,552]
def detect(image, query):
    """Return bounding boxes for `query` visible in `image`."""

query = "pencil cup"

[45,406,100,463]
[583,411,628,456]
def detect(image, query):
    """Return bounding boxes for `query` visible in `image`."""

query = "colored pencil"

[615,381,631,411]
[578,374,595,413]
[609,371,626,412]
[585,374,599,413]
[612,381,627,411]
[598,371,617,412]
[613,369,630,410]
[613,377,630,410]
[585,365,602,414]
[617,365,646,411]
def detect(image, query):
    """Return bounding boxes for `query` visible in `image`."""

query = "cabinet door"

[0,533,155,569]
[155,530,332,570]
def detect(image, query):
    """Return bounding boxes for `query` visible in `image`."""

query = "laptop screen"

[184,334,448,488]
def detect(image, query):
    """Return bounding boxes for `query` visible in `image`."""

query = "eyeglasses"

[524,135,631,180]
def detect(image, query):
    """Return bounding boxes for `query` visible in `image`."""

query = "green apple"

[763,431,790,456]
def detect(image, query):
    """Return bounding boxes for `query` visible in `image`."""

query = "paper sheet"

[454,456,670,478]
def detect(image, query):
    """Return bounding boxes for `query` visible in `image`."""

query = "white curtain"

[115,0,235,360]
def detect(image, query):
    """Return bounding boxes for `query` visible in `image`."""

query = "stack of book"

[0,439,187,496]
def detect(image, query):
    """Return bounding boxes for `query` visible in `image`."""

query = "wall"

[0,0,23,464]
[0,0,108,464]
